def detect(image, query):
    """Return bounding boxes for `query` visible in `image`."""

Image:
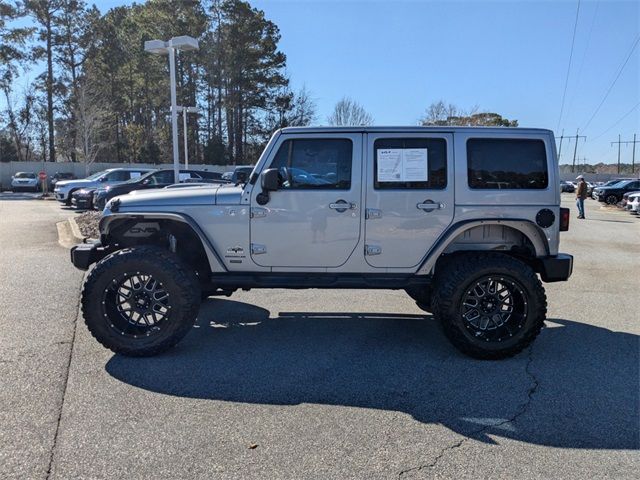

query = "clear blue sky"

[9,0,640,165]
[251,0,639,165]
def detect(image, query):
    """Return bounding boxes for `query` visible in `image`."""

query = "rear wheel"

[81,245,201,356]
[432,253,546,359]
[606,194,618,205]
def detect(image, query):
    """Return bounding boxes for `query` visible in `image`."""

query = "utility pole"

[633,133,637,175]
[557,129,565,161]
[611,134,638,175]
[571,129,586,173]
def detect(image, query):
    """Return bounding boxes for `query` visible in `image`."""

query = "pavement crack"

[398,345,540,478]
[45,278,83,480]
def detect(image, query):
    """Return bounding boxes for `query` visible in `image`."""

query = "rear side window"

[467,139,548,190]
[373,138,447,189]
[148,171,175,185]
[105,170,131,182]
[270,138,352,190]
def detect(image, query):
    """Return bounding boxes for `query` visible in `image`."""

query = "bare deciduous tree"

[327,97,373,126]
[288,85,317,127]
[3,85,37,162]
[75,81,109,175]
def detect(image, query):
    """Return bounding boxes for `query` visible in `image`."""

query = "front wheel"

[432,253,547,360]
[81,245,201,356]
[606,195,618,205]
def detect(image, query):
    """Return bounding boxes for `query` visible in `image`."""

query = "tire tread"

[81,245,201,357]
[432,253,547,360]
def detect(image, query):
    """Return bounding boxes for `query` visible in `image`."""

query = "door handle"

[329,200,356,212]
[417,200,444,211]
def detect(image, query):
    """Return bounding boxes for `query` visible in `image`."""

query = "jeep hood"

[109,184,244,209]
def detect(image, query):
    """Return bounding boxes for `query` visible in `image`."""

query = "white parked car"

[627,192,640,213]
[11,172,40,192]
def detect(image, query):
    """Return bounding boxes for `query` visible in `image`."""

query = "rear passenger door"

[364,133,454,268]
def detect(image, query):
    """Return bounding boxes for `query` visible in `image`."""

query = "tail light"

[560,207,570,231]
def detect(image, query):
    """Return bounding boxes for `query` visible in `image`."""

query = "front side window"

[467,138,548,190]
[270,138,353,190]
[373,138,447,189]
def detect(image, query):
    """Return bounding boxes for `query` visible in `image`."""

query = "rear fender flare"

[416,219,549,275]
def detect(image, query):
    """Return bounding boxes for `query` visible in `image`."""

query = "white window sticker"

[377,149,403,182]
[377,148,428,182]
[130,172,141,178]
[178,173,191,182]
[402,148,428,181]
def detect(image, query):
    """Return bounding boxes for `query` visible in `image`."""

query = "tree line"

[0,0,518,168]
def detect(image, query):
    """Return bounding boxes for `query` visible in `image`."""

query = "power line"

[556,0,582,133]
[590,102,640,141]
[565,0,599,120]
[581,34,640,133]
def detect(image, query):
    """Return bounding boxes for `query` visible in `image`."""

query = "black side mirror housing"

[261,168,280,192]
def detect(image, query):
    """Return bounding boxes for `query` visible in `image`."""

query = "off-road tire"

[432,252,547,360]
[81,245,201,356]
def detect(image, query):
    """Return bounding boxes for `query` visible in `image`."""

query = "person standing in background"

[575,175,587,219]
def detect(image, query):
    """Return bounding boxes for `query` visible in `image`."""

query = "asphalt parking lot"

[1,193,638,479]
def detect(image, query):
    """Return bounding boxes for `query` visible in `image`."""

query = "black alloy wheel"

[460,276,527,344]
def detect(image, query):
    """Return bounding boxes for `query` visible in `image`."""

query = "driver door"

[250,134,363,268]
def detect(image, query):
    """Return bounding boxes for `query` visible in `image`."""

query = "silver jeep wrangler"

[71,127,573,359]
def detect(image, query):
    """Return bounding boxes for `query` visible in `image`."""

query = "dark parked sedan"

[71,188,97,210]
[560,181,575,193]
[49,172,76,190]
[93,168,226,210]
[593,179,640,204]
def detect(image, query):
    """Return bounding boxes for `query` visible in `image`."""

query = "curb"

[56,221,79,249]
[68,217,86,243]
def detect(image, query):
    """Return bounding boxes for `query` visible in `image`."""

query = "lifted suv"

[71,127,573,359]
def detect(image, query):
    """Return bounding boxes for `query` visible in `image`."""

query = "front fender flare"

[99,212,227,273]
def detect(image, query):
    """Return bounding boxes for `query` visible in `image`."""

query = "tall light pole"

[144,36,199,181]
[177,106,199,168]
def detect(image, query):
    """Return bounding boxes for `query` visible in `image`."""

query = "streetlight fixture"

[176,106,199,168]
[144,36,199,181]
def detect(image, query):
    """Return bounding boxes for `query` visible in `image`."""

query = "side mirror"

[260,168,280,192]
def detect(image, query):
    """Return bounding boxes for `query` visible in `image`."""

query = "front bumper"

[74,197,92,209]
[12,183,37,190]
[70,241,111,270]
[55,190,68,201]
[537,254,573,282]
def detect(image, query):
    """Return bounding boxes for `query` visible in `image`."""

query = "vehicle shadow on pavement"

[0,192,42,200]
[106,298,639,450]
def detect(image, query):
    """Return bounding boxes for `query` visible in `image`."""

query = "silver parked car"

[54,168,153,205]
[11,172,40,192]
